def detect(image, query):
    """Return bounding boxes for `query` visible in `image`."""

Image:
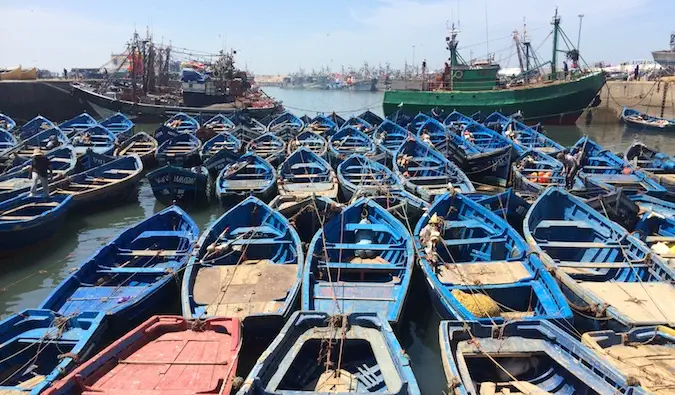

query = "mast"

[513,30,525,73]
[446,22,460,90]
[551,8,560,80]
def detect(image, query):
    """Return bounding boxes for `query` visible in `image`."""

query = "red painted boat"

[45,315,241,395]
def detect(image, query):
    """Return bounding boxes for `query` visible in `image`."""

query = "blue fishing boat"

[393,138,475,201]
[0,194,72,253]
[286,130,328,157]
[469,189,532,233]
[415,192,571,324]
[299,114,312,124]
[73,149,115,173]
[372,119,410,160]
[0,128,17,154]
[524,187,675,331]
[0,147,77,202]
[50,155,144,209]
[338,154,403,201]
[70,125,117,156]
[303,198,414,323]
[153,124,181,145]
[439,320,643,395]
[16,115,55,141]
[621,107,675,131]
[147,165,210,205]
[181,196,303,325]
[511,149,566,194]
[114,132,158,167]
[203,113,236,132]
[40,205,199,335]
[582,326,675,393]
[58,112,98,137]
[630,193,675,217]
[386,109,412,127]
[270,195,343,244]
[0,309,106,395]
[100,112,134,141]
[443,110,475,128]
[349,189,429,226]
[344,115,374,131]
[445,121,514,187]
[278,147,338,199]
[624,141,675,190]
[329,112,346,128]
[155,133,201,167]
[484,111,565,154]
[573,136,666,195]
[216,153,277,206]
[231,123,266,146]
[416,115,451,150]
[308,113,338,135]
[0,112,16,132]
[328,125,378,165]
[267,111,304,140]
[200,131,242,160]
[408,112,432,133]
[5,127,68,162]
[247,132,286,166]
[165,112,200,133]
[358,109,384,127]
[237,311,421,394]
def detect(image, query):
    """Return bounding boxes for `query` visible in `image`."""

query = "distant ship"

[652,33,675,69]
[383,11,605,125]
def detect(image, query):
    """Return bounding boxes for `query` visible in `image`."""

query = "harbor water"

[3,87,675,393]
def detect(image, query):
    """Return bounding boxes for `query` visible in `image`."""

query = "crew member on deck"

[29,148,52,198]
[557,150,580,189]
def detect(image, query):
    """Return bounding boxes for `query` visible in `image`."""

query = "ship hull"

[652,50,675,68]
[383,71,606,125]
[72,85,281,122]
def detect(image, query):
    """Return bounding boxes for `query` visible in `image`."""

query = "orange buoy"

[622,167,632,175]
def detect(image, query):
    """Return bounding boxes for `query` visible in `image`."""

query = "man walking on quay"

[29,148,52,198]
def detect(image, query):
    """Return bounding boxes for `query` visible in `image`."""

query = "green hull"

[383,72,606,125]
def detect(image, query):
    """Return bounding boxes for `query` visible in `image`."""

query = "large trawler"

[383,10,606,125]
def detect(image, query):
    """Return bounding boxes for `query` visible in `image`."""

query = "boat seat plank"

[118,250,188,257]
[538,241,613,248]
[193,261,298,317]
[443,237,507,246]
[646,235,675,243]
[438,261,531,285]
[596,344,675,393]
[229,225,280,236]
[343,223,393,233]
[104,169,137,175]
[0,215,37,221]
[97,266,170,274]
[325,242,406,251]
[536,220,593,229]
[556,261,648,269]
[578,282,675,325]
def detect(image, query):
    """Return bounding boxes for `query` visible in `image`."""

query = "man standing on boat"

[557,150,580,189]
[29,148,52,198]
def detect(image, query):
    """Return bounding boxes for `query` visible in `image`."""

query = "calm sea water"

[2,88,675,393]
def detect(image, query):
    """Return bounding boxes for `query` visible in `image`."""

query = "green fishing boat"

[383,11,606,125]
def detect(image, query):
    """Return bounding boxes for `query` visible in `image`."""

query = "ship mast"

[551,8,561,80]
[446,22,460,90]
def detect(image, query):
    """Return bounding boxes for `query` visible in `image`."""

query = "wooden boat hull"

[50,155,144,210]
[101,112,134,141]
[237,311,421,394]
[46,315,241,395]
[147,165,210,206]
[155,134,201,167]
[415,192,571,324]
[72,85,281,123]
[621,107,675,131]
[58,113,98,138]
[338,153,404,202]
[182,197,303,326]
[440,320,641,395]
[0,310,106,395]
[349,189,429,226]
[39,205,199,339]
[523,187,675,332]
[0,194,72,254]
[114,132,158,168]
[278,147,338,200]
[303,198,415,323]
[215,154,277,207]
[270,195,343,244]
[16,115,55,141]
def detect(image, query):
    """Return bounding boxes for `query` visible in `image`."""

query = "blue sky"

[0,0,672,74]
